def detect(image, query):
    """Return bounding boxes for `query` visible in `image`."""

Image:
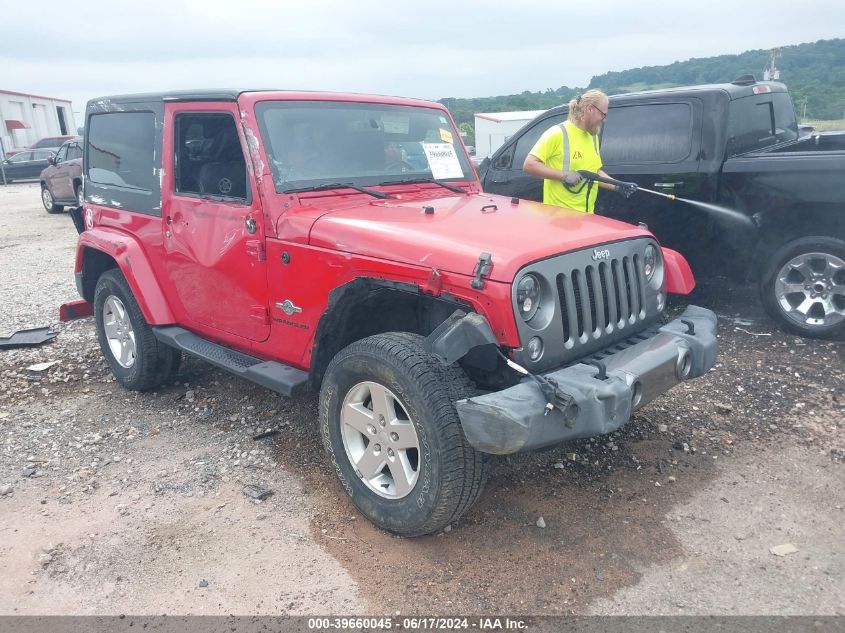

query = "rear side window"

[511,114,567,170]
[601,103,693,164]
[727,93,798,155]
[87,112,156,191]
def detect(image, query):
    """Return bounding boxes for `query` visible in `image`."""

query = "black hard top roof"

[88,90,244,104]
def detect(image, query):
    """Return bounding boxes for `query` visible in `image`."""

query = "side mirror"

[48,156,57,166]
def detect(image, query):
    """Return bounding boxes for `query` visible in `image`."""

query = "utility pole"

[0,137,7,186]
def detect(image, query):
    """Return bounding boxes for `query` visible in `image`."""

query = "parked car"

[5,135,77,157]
[60,89,717,536]
[479,79,845,339]
[39,137,83,213]
[0,149,55,183]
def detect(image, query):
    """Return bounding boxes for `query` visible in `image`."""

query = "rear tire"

[94,269,182,390]
[320,332,486,536]
[41,184,63,214]
[760,236,845,339]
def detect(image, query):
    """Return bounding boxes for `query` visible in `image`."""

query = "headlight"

[644,244,657,281]
[516,274,540,322]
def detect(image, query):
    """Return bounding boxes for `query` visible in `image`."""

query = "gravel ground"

[0,181,843,616]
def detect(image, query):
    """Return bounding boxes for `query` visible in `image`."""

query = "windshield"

[255,101,474,193]
[727,92,799,155]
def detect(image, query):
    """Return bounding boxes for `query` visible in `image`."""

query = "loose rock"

[536,517,546,529]
[770,543,799,557]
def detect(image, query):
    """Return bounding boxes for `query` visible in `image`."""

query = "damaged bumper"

[455,305,718,454]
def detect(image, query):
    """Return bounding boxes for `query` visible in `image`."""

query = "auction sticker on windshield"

[422,143,462,180]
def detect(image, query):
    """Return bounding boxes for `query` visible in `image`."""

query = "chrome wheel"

[102,295,137,368]
[42,187,53,209]
[340,381,420,499]
[775,252,845,328]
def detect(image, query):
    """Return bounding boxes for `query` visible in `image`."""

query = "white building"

[0,89,77,156]
[474,110,547,159]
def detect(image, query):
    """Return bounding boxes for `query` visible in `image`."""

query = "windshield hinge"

[470,252,493,289]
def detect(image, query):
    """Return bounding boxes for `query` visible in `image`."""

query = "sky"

[2,0,844,126]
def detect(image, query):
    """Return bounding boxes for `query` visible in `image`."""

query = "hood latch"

[470,252,493,289]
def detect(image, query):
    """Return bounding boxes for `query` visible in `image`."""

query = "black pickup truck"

[479,78,845,339]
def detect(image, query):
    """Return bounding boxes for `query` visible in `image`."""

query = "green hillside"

[440,38,845,138]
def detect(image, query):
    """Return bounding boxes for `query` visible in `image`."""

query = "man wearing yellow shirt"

[523,89,635,213]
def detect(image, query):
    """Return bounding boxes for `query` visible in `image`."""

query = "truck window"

[87,112,156,191]
[174,113,248,200]
[727,92,798,155]
[601,103,693,164]
[512,114,567,170]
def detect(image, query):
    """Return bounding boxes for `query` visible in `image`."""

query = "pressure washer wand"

[577,170,676,201]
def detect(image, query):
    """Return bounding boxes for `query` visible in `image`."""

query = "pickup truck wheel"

[41,185,63,214]
[320,332,485,536]
[94,269,182,390]
[761,236,845,339]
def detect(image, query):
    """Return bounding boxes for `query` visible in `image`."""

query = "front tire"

[320,333,486,536]
[94,269,182,390]
[41,184,63,214]
[761,236,845,339]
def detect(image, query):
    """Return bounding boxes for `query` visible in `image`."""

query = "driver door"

[160,103,270,342]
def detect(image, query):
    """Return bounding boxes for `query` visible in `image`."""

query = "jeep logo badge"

[275,300,303,316]
[591,248,610,261]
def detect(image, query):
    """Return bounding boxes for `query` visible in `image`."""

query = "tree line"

[441,37,845,143]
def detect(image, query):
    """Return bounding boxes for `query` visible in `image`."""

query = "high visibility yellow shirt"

[528,120,602,213]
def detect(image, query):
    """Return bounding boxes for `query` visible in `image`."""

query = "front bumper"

[455,305,718,454]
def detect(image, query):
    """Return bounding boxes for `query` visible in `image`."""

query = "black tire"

[320,332,486,537]
[760,236,845,339]
[41,184,63,214]
[94,269,182,390]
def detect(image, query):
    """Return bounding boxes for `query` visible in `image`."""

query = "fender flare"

[77,228,175,323]
[662,247,696,295]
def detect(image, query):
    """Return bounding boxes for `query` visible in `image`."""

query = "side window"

[175,113,247,200]
[67,143,83,161]
[511,115,567,170]
[55,145,69,163]
[87,112,156,190]
[601,103,693,165]
[9,152,31,163]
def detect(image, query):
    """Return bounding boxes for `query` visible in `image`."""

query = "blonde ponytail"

[568,89,607,125]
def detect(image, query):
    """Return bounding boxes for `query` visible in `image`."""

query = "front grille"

[555,255,646,347]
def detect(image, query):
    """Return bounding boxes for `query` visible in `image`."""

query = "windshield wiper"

[378,177,466,194]
[283,182,392,199]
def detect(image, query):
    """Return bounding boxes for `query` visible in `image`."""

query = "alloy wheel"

[102,295,137,368]
[775,252,845,328]
[340,381,421,499]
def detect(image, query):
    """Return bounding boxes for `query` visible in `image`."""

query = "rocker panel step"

[152,326,309,397]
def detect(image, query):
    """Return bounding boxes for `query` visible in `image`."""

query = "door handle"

[654,182,684,188]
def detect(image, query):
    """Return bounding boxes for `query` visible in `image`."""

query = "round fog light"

[527,336,544,361]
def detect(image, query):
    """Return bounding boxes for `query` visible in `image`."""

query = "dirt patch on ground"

[1,182,843,615]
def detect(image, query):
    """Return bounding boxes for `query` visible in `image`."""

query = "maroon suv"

[39,137,83,213]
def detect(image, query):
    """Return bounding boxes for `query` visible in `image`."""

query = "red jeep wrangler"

[63,90,717,536]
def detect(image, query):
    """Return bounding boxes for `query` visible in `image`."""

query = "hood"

[307,192,651,282]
